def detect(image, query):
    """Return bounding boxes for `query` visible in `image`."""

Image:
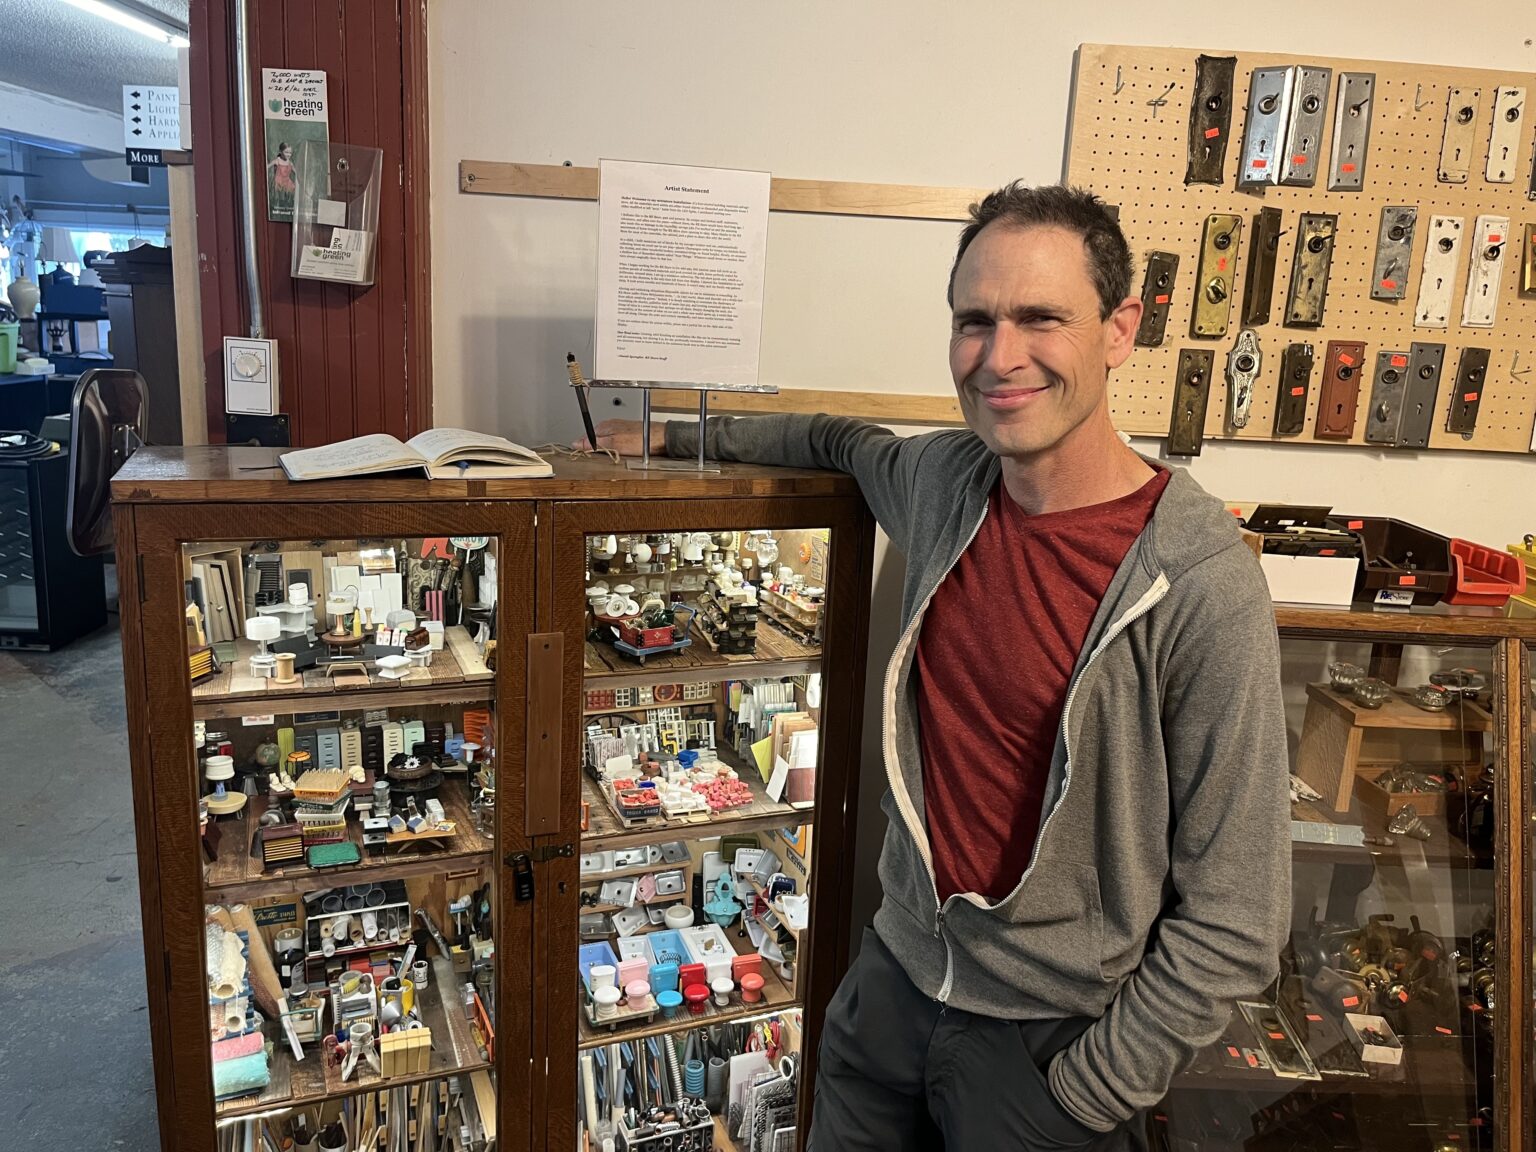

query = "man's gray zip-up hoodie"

[668,413,1291,1133]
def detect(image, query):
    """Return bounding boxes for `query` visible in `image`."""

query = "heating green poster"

[262,68,328,222]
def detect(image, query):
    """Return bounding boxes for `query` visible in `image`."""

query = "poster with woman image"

[262,68,328,222]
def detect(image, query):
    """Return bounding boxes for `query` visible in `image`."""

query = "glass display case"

[1152,610,1534,1152]
[111,453,873,1152]
[543,496,871,1152]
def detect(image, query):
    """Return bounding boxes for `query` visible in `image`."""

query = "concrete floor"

[0,620,161,1150]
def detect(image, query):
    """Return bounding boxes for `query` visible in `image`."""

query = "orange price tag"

[1291,154,1308,165]
[1463,392,1479,402]
[1489,233,1503,243]
[1290,386,1306,396]
[1342,995,1360,1007]
[1381,279,1398,290]
[1341,162,1357,172]
[1347,520,1364,530]
[1390,354,1408,367]
[1154,294,1170,304]
[1400,575,1417,586]
[1252,158,1268,168]
[1339,353,1356,367]
[1204,127,1221,139]
[1306,1014,1323,1022]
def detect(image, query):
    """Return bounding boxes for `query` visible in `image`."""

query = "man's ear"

[1104,296,1141,371]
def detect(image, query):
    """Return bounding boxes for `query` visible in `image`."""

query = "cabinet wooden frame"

[539,495,874,1150]
[111,452,873,1152]
[119,498,536,1152]
[1275,607,1533,1149]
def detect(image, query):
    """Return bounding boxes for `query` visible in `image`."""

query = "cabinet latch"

[527,843,575,863]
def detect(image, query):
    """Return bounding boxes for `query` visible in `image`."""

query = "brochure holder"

[290,141,383,286]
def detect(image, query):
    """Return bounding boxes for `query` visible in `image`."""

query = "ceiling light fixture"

[58,0,191,49]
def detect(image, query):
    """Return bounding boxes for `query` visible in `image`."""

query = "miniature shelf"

[577,963,797,1050]
[581,747,814,853]
[1290,799,1490,873]
[583,621,820,690]
[1170,1031,1473,1097]
[215,956,490,1121]
[192,626,493,718]
[204,789,493,901]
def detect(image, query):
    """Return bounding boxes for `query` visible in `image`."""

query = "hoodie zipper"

[881,514,1172,1003]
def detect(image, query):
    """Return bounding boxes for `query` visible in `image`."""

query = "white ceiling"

[0,0,188,115]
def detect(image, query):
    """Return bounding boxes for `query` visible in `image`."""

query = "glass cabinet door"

[136,506,532,1152]
[1153,633,1505,1151]
[549,504,865,1152]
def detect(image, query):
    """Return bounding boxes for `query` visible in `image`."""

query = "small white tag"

[316,197,348,226]
[1373,588,1416,609]
[242,714,275,726]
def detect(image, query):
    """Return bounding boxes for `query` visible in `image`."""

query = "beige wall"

[429,3,1536,937]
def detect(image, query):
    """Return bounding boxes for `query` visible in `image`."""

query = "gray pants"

[808,929,1147,1151]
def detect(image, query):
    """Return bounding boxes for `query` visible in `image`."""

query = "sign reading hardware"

[122,85,179,163]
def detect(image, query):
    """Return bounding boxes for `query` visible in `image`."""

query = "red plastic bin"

[1444,538,1525,606]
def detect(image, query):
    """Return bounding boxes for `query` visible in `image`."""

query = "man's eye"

[955,319,991,335]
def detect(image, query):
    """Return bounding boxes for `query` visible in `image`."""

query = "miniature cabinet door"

[539,495,872,1152]
[125,500,536,1152]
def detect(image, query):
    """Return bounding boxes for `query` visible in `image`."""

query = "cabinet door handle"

[525,632,563,836]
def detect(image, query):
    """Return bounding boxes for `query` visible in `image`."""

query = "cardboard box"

[1344,1012,1403,1065]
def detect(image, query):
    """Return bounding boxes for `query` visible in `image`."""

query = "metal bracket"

[1437,87,1482,183]
[1241,206,1283,326]
[1328,73,1375,191]
[1134,251,1179,347]
[1284,212,1337,327]
[1445,347,1490,436]
[1226,329,1262,429]
[1238,67,1295,187]
[1486,86,1525,183]
[1398,342,1446,449]
[1461,214,1510,328]
[1414,215,1464,328]
[1370,206,1418,301]
[1274,343,1314,435]
[1364,350,1411,445]
[1192,213,1242,338]
[1279,66,1332,186]
[1522,223,1536,296]
[1185,55,1237,185]
[1315,340,1366,440]
[1167,348,1214,456]
[526,843,575,864]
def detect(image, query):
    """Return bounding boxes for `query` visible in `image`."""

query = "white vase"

[6,276,39,319]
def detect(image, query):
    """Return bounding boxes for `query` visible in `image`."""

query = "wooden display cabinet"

[1155,606,1533,1152]
[112,450,873,1152]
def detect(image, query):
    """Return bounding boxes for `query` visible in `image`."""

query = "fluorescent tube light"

[58,0,191,48]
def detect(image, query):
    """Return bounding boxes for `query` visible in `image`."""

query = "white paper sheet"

[594,159,771,386]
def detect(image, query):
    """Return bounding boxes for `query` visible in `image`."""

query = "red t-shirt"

[916,468,1170,901]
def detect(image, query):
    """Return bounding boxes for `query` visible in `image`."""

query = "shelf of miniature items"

[577,928,798,1049]
[582,621,820,690]
[756,587,822,647]
[192,626,493,718]
[215,954,490,1120]
[584,681,721,716]
[1169,1028,1470,1097]
[203,789,492,902]
[1295,682,1492,814]
[580,760,814,854]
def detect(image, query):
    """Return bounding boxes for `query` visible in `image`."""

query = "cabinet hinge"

[522,843,574,864]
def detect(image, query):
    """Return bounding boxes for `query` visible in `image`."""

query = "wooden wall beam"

[649,386,964,426]
[459,161,988,223]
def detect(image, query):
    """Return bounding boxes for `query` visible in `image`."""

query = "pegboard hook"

[1414,84,1430,112]
[1114,66,1125,95]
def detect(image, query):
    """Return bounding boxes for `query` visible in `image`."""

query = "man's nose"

[983,321,1031,377]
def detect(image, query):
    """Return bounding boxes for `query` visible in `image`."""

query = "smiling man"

[585,182,1289,1150]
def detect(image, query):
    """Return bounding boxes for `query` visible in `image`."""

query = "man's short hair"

[946,182,1133,320]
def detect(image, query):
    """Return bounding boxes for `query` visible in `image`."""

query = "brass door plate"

[1370,206,1417,301]
[1192,213,1242,338]
[1226,329,1262,430]
[1186,55,1237,185]
[1445,347,1490,436]
[1364,350,1411,445]
[1315,340,1366,440]
[1168,349,1214,456]
[1241,206,1283,326]
[1328,72,1375,191]
[1279,66,1332,187]
[1284,213,1337,327]
[1398,342,1446,449]
[1135,251,1179,347]
[1274,343,1314,436]
[1522,223,1536,295]
[1438,87,1482,183]
[1238,67,1294,187]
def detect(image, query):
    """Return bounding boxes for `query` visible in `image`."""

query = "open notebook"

[279,428,553,481]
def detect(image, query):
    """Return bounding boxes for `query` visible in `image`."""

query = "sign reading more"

[122,85,179,166]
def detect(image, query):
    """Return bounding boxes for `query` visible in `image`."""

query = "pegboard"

[1068,43,1536,455]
